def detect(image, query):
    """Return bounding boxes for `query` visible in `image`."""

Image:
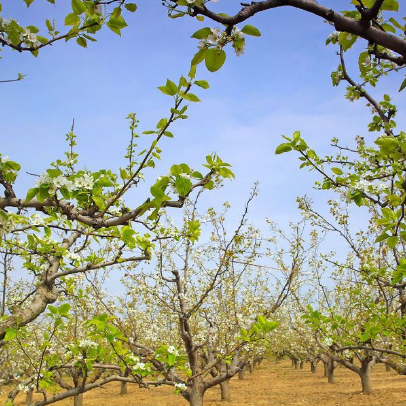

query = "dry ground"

[2,359,406,406]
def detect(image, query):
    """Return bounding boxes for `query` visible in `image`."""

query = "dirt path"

[2,360,406,405]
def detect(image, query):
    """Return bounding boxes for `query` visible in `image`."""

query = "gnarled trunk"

[220,380,231,402]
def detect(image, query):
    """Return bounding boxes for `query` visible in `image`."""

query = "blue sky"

[1,1,405,244]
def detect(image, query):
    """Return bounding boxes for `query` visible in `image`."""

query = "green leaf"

[72,0,86,15]
[108,16,128,30]
[65,13,80,26]
[191,48,207,66]
[158,86,171,95]
[387,235,399,249]
[382,23,396,33]
[26,25,39,33]
[26,187,39,202]
[6,161,21,171]
[97,177,114,187]
[194,80,210,89]
[125,3,137,12]
[120,168,128,180]
[157,118,168,129]
[241,25,261,37]
[191,27,212,39]
[167,352,176,367]
[76,37,87,48]
[205,48,226,72]
[58,303,71,316]
[175,177,192,196]
[275,143,292,154]
[46,19,53,31]
[165,79,178,96]
[375,233,389,243]
[399,76,406,92]
[23,0,35,6]
[48,305,58,314]
[338,32,358,51]
[331,167,343,175]
[4,329,17,341]
[181,93,200,102]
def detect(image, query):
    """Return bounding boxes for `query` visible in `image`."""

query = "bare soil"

[2,360,406,406]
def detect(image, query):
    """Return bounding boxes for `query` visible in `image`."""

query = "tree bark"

[26,388,34,405]
[310,362,317,373]
[73,393,83,406]
[220,380,231,402]
[189,387,204,406]
[359,358,374,395]
[327,358,336,384]
[120,381,127,395]
[299,361,304,370]
[193,0,406,63]
[238,369,245,380]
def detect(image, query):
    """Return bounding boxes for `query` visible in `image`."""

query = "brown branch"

[191,0,406,61]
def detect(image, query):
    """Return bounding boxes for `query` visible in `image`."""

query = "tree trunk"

[359,358,374,395]
[299,361,304,370]
[73,393,83,406]
[294,360,299,369]
[323,361,327,377]
[120,381,128,395]
[26,388,34,405]
[189,387,204,406]
[248,362,253,373]
[220,380,231,402]
[327,358,335,384]
[310,362,317,373]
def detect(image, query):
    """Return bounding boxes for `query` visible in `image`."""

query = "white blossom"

[167,345,179,356]
[174,383,187,391]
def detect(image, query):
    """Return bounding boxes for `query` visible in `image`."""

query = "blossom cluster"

[0,18,39,47]
[174,382,187,391]
[35,172,94,194]
[350,179,387,194]
[198,27,246,56]
[167,345,180,356]
[63,250,81,262]
[78,339,99,349]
